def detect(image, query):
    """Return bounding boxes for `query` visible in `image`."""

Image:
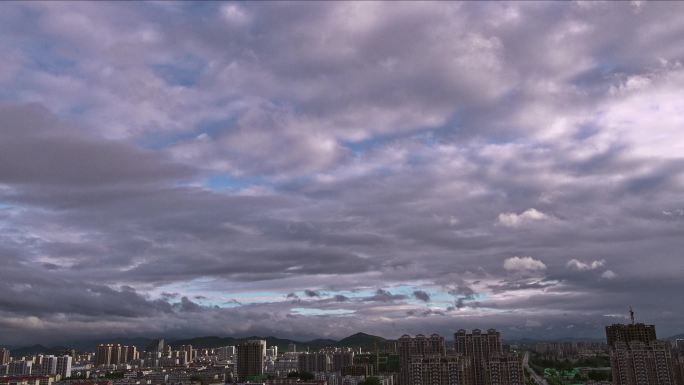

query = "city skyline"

[1,1,684,345]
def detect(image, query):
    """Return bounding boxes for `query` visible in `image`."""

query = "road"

[523,352,548,385]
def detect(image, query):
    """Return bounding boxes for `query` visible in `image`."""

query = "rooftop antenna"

[629,306,635,325]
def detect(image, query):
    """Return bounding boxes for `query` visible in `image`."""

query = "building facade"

[453,329,503,385]
[606,322,676,385]
[606,324,657,348]
[399,334,446,385]
[0,349,10,365]
[237,340,266,381]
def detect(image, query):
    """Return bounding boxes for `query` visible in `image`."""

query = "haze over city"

[1,1,684,347]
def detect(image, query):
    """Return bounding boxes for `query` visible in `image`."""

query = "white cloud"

[497,208,550,228]
[525,319,542,327]
[220,3,251,26]
[503,256,547,272]
[601,270,618,279]
[567,258,606,271]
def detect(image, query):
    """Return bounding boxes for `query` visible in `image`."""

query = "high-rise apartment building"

[56,355,72,378]
[399,334,446,385]
[332,351,354,372]
[112,344,125,365]
[610,340,674,385]
[146,339,165,353]
[237,340,266,381]
[607,321,675,385]
[0,348,10,365]
[483,354,523,385]
[606,323,657,347]
[672,353,684,385]
[217,346,236,361]
[95,343,135,366]
[298,352,331,373]
[408,354,472,385]
[180,345,193,363]
[95,344,113,367]
[40,356,57,375]
[126,346,138,362]
[8,360,32,375]
[454,329,503,385]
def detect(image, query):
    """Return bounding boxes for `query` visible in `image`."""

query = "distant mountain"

[668,333,684,340]
[305,338,338,349]
[11,345,70,357]
[336,332,389,349]
[6,332,389,355]
[170,336,297,352]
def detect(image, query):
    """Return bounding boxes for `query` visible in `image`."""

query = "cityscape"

[2,2,684,385]
[2,316,684,385]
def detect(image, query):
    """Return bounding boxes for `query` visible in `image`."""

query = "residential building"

[56,356,72,378]
[332,351,354,372]
[483,354,523,385]
[236,340,266,381]
[453,329,503,385]
[610,340,674,385]
[0,349,10,365]
[606,323,657,347]
[399,334,446,385]
[298,352,330,373]
[95,345,112,367]
[408,354,472,385]
[8,361,33,376]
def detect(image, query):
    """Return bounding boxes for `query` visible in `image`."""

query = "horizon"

[1,2,684,346]
[5,325,681,351]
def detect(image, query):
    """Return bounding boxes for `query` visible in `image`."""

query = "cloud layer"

[1,2,684,345]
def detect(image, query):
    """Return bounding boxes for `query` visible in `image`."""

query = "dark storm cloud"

[0,104,194,186]
[0,1,683,344]
[365,289,407,303]
[413,290,431,303]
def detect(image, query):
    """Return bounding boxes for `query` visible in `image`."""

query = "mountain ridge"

[3,332,390,355]
[8,332,682,355]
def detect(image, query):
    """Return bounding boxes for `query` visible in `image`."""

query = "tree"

[299,372,314,381]
[360,377,381,385]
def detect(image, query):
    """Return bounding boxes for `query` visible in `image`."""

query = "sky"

[1,1,684,346]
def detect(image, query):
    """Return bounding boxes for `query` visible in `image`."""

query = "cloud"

[503,256,547,272]
[497,208,551,228]
[413,290,431,302]
[220,3,251,26]
[0,2,684,344]
[567,259,606,271]
[601,270,618,279]
[365,289,407,303]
